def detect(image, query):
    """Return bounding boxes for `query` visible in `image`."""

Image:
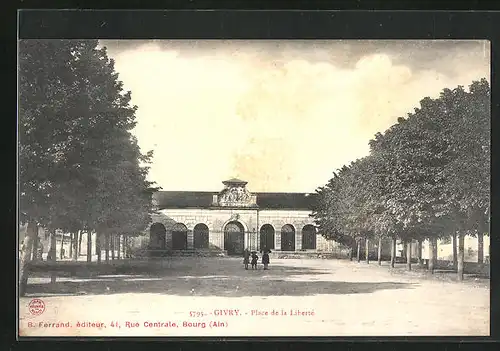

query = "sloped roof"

[255,192,317,209]
[153,191,317,210]
[154,191,214,209]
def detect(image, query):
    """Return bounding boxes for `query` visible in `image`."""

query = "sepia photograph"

[18,39,490,337]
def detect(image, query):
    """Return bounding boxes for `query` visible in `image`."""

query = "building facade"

[18,175,489,262]
[145,177,490,262]
[148,178,335,255]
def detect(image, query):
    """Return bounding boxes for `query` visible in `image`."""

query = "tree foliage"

[19,39,159,240]
[312,78,490,249]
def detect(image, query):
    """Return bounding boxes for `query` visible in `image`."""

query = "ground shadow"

[25,257,417,297]
[25,277,413,297]
[26,260,331,279]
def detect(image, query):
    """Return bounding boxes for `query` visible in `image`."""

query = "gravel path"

[19,257,489,337]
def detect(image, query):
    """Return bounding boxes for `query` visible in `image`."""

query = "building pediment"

[212,178,258,208]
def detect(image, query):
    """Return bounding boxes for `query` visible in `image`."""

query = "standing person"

[262,250,270,270]
[243,248,250,270]
[250,251,259,270]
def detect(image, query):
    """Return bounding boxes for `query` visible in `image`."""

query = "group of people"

[243,248,270,270]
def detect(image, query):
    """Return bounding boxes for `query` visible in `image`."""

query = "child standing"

[251,251,259,270]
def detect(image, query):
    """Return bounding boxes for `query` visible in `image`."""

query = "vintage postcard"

[18,39,490,337]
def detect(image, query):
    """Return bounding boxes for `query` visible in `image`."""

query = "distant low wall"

[420,259,490,277]
[269,248,351,260]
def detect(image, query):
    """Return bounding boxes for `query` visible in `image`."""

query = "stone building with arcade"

[147,178,337,256]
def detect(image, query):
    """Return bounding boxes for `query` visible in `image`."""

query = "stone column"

[165,229,172,250]
[295,226,302,251]
[275,228,282,251]
[255,229,260,251]
[217,229,224,250]
[187,229,194,250]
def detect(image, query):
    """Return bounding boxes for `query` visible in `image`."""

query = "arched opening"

[224,221,244,256]
[260,224,275,251]
[172,223,188,250]
[281,224,295,251]
[301,224,317,250]
[150,223,166,249]
[193,223,209,249]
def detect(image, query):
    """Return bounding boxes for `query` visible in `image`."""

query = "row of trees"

[312,78,490,280]
[19,40,159,296]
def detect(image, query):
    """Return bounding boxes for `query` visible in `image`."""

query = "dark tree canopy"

[312,78,490,245]
[19,39,159,236]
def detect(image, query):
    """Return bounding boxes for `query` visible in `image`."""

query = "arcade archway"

[150,223,166,249]
[301,224,317,250]
[281,224,295,251]
[260,224,275,251]
[224,221,244,256]
[193,223,209,249]
[172,223,188,250]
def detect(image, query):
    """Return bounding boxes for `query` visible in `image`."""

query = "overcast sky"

[100,40,490,193]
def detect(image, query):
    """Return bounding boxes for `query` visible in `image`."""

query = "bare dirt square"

[19,257,490,337]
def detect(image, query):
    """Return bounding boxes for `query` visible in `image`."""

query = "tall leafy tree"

[19,40,80,294]
[19,40,158,295]
[437,80,490,279]
[313,78,490,278]
[368,95,459,271]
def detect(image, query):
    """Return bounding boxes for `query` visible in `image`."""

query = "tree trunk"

[406,240,412,271]
[111,234,116,260]
[429,238,436,274]
[96,232,102,264]
[59,232,65,259]
[128,236,131,258]
[19,219,37,297]
[87,231,92,263]
[105,233,110,263]
[365,238,370,264]
[434,239,439,265]
[356,240,361,263]
[452,232,458,269]
[417,239,423,267]
[123,236,126,258]
[457,233,465,281]
[478,232,484,263]
[31,225,39,261]
[78,231,83,257]
[50,231,57,284]
[125,236,130,258]
[69,232,73,258]
[117,235,121,259]
[72,231,80,261]
[377,236,382,265]
[390,237,396,268]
